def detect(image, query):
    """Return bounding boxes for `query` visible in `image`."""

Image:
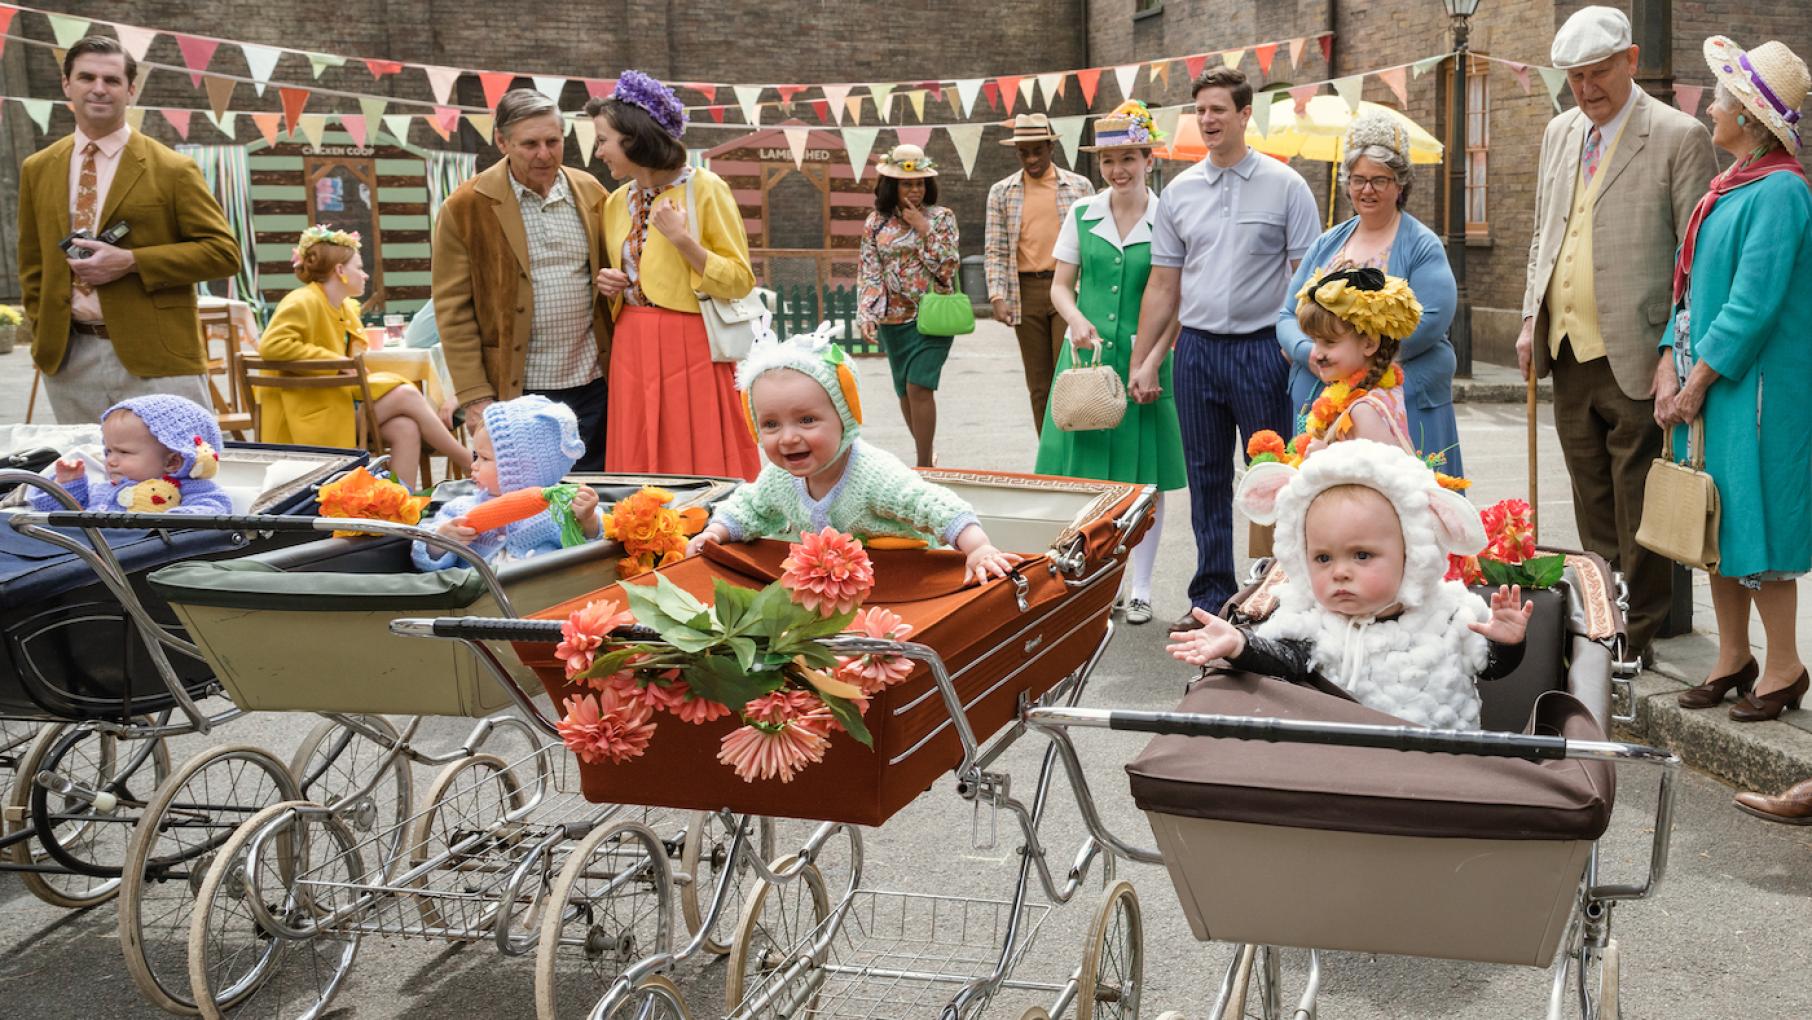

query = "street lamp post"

[1443,0,1481,377]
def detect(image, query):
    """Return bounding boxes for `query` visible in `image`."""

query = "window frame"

[1463,55,1489,236]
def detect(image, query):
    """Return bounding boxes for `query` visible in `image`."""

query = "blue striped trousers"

[1174,327,1292,610]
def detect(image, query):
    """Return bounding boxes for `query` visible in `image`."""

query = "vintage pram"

[384,468,1161,1019]
[1019,552,1674,1020]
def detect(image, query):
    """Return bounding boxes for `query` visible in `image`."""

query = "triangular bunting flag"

[997,76,1022,116]
[382,113,413,146]
[1256,43,1278,75]
[533,76,567,102]
[955,78,983,117]
[1075,68,1102,107]
[466,112,495,140]
[1289,84,1318,115]
[424,66,461,105]
[1185,54,1208,81]
[124,107,147,133]
[842,126,880,180]
[1378,66,1408,106]
[844,96,864,124]
[586,78,617,100]
[357,97,386,146]
[776,85,807,110]
[1113,64,1139,101]
[895,126,932,148]
[279,86,310,136]
[365,59,403,80]
[242,44,282,96]
[709,106,726,124]
[19,97,53,135]
[1288,37,1307,69]
[946,87,964,118]
[734,85,764,126]
[1152,61,1170,88]
[204,75,236,122]
[1051,114,1086,166]
[1151,105,1182,147]
[116,25,156,63]
[306,52,346,79]
[174,34,219,87]
[1672,83,1704,117]
[946,123,984,178]
[1036,73,1063,109]
[981,79,1000,111]
[822,84,852,124]
[1332,76,1363,113]
[46,14,90,49]
[1506,61,1532,95]
[1254,93,1281,138]
[433,106,462,137]
[1223,49,1246,71]
[573,116,597,166]
[906,90,925,121]
[206,111,236,137]
[1410,55,1446,79]
[425,113,451,141]
[1535,65,1568,112]
[688,82,715,103]
[1017,76,1037,111]
[868,83,895,117]
[342,113,368,149]
[782,125,811,169]
[479,71,515,109]
[1319,35,1334,64]
[251,112,281,146]
[297,113,328,149]
[811,99,831,123]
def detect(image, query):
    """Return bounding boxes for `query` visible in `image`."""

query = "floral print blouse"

[857,207,960,328]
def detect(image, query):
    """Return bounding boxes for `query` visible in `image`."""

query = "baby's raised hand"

[686,524,728,558]
[52,458,84,484]
[570,486,599,517]
[963,544,1023,585]
[1468,584,1535,645]
[1166,609,1246,665]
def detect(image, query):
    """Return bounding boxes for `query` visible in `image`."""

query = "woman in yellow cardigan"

[257,227,471,487]
[587,71,761,480]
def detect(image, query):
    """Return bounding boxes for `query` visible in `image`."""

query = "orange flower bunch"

[316,466,429,538]
[602,486,707,578]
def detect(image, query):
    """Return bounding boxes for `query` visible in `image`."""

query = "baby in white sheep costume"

[1168,440,1533,729]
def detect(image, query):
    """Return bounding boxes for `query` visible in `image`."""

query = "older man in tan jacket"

[1516,6,1715,660]
[433,90,612,469]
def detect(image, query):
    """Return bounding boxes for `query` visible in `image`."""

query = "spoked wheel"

[10,720,171,908]
[119,744,301,1015]
[288,715,412,878]
[534,818,674,1020]
[602,974,692,1019]
[187,801,362,1020]
[1077,879,1143,1020]
[1218,944,1284,1020]
[678,810,776,956]
[723,855,833,1013]
[404,753,528,932]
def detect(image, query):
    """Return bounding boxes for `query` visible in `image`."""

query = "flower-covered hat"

[736,319,864,455]
[482,395,587,492]
[1705,36,1808,153]
[290,224,360,269]
[876,143,938,179]
[1081,100,1166,152]
[612,69,688,141]
[1295,266,1422,342]
[104,394,223,480]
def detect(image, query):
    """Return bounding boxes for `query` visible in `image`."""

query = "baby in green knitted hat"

[687,323,1019,584]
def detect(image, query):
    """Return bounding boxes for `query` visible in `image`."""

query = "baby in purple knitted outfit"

[28,394,231,515]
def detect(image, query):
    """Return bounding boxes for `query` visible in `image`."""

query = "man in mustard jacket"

[17,36,241,424]
[432,89,613,470]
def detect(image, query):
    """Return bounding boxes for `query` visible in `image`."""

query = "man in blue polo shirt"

[1130,67,1320,630]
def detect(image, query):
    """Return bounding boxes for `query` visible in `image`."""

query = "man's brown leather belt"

[72,322,110,338]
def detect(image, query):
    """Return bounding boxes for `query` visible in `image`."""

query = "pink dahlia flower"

[672,692,733,725]
[779,528,874,617]
[838,607,916,693]
[556,689,656,766]
[557,598,634,677]
[717,720,830,783]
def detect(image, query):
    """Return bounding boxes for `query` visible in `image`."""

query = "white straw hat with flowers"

[1080,100,1167,152]
[1705,36,1810,153]
[875,143,938,179]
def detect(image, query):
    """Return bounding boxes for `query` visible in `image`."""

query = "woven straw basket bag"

[1051,342,1128,432]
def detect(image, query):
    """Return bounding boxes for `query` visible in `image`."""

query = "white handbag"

[684,179,764,363]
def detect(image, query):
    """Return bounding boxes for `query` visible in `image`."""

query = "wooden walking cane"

[1526,366,1539,542]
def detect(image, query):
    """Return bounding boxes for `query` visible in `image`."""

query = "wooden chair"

[198,306,253,440]
[236,355,388,463]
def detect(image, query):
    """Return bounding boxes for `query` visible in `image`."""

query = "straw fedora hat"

[998,113,1061,146]
[875,143,938,179]
[1079,100,1165,153]
[1705,36,1809,153]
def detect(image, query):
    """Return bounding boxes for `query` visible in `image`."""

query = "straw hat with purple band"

[1079,100,1167,152]
[1550,6,1632,70]
[997,112,1062,146]
[875,143,939,179]
[1705,36,1809,154]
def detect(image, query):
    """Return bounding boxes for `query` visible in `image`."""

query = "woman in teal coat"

[1035,102,1185,625]
[1658,37,1812,722]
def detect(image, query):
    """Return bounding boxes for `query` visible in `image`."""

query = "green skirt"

[877,320,953,398]
[1034,339,1186,490]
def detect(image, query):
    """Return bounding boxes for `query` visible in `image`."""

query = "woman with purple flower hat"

[588,71,762,480]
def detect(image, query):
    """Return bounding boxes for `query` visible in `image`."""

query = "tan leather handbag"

[1635,418,1719,572]
[1051,342,1127,432]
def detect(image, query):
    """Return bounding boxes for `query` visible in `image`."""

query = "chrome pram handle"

[391,616,664,644]
[1040,705,1573,761]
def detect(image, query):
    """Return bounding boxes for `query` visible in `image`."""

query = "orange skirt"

[605,306,761,480]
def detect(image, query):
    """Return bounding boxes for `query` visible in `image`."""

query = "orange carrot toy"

[459,483,587,546]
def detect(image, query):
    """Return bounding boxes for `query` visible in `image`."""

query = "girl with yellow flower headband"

[1291,265,1422,457]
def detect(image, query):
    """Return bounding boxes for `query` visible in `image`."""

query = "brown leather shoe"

[1733,778,1812,825]
[1677,658,1758,708]
[1729,669,1810,722]
[1170,610,1209,633]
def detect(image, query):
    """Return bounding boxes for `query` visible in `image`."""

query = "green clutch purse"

[915,286,975,337]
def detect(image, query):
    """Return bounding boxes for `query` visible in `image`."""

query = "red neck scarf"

[1673,149,1811,306]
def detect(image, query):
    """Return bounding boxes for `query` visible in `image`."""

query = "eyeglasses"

[1350,175,1398,193]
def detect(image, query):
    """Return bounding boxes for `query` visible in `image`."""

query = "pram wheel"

[404,752,528,933]
[12,720,171,908]
[119,744,302,1014]
[534,818,674,1020]
[288,715,412,877]
[185,800,362,1020]
[723,854,832,1014]
[1077,879,1143,1020]
[602,974,692,1019]
[678,810,776,957]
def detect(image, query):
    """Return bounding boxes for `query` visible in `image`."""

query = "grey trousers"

[45,331,212,424]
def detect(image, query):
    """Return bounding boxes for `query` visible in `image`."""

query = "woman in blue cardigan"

[1275,114,1462,476]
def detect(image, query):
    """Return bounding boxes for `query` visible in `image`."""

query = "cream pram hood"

[1238,439,1494,729]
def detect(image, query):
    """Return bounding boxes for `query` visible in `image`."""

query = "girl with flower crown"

[1290,266,1422,459]
[256,226,472,487]
[587,70,762,481]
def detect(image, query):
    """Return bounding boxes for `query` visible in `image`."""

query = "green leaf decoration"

[752,582,802,634]
[653,572,710,623]
[1524,554,1566,589]
[661,622,721,654]
[1478,558,1514,587]
[725,635,760,671]
[711,579,757,632]
[817,693,873,748]
[576,646,640,683]
[681,655,779,712]
[619,578,684,632]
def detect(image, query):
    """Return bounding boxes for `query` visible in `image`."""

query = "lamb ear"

[1237,461,1296,526]
[1428,488,1487,555]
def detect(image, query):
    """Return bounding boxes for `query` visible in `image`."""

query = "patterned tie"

[72,141,99,295]
[1582,126,1603,185]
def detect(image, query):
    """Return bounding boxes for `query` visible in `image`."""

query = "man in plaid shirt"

[986,114,1094,435]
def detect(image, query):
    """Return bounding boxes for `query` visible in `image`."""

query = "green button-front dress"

[1034,195,1186,490]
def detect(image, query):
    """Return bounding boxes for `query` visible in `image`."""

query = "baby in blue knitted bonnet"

[412,395,602,570]
[28,394,231,515]
[687,323,1019,584]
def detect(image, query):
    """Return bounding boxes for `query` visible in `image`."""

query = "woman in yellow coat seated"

[257,226,471,487]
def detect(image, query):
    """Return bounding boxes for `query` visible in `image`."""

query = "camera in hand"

[60,220,130,259]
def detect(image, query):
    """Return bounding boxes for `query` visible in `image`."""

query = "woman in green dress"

[1034,102,1185,624]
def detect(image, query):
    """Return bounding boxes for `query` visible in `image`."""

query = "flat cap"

[1551,6,1633,69]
